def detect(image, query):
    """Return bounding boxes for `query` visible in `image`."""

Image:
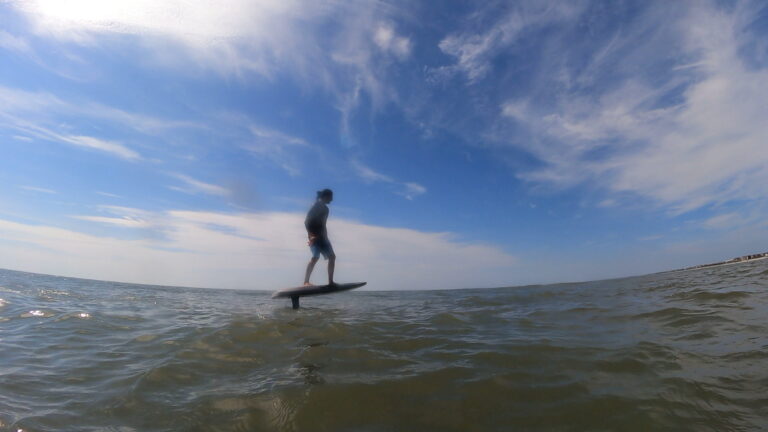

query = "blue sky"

[1,0,767,290]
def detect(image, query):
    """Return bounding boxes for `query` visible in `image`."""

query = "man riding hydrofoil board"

[303,188,335,286]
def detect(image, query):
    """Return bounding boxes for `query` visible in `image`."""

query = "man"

[304,188,335,286]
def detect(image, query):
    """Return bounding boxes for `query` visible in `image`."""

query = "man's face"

[324,194,333,204]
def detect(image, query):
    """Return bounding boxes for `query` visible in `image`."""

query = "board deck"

[272,282,366,309]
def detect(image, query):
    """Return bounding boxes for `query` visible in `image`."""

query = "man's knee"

[329,254,336,262]
[309,257,320,263]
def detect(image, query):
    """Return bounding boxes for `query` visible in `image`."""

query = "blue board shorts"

[310,237,335,260]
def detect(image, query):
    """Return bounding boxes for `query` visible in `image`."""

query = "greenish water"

[1,260,767,431]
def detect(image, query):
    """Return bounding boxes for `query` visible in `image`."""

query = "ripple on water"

[21,310,49,318]
[634,307,735,329]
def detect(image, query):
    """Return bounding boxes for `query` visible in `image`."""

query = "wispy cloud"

[373,23,411,60]
[71,206,172,240]
[479,2,768,214]
[0,85,209,161]
[353,160,395,183]
[402,183,427,200]
[0,209,517,290]
[0,29,31,54]
[701,213,745,230]
[20,185,56,194]
[73,215,153,229]
[169,174,231,197]
[244,124,312,176]
[352,160,427,200]
[437,2,583,83]
[8,1,414,149]
[0,110,143,160]
[12,0,329,77]
[0,85,198,133]
[72,206,157,229]
[65,135,141,161]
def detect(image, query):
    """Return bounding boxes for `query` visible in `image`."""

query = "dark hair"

[317,188,333,199]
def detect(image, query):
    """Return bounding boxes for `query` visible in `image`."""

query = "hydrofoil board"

[272,282,366,309]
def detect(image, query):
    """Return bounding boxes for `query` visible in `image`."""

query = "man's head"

[317,188,333,203]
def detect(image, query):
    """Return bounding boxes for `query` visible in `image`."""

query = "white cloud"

[72,206,158,229]
[0,85,211,162]
[351,160,427,200]
[14,0,309,48]
[248,125,308,148]
[0,29,31,54]
[373,23,411,60]
[8,1,413,148]
[701,213,744,230]
[10,1,400,85]
[0,85,68,113]
[0,209,517,290]
[170,174,231,197]
[402,183,427,200]
[438,2,583,82]
[0,85,199,134]
[352,160,394,183]
[500,3,768,213]
[64,135,141,160]
[73,215,153,229]
[20,186,56,194]
[244,124,312,176]
[0,108,143,160]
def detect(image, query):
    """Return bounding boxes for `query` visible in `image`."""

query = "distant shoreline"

[678,252,768,271]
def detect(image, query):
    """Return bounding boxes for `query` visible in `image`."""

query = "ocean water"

[1,260,767,432]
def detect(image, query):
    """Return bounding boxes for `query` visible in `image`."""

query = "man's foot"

[303,282,314,287]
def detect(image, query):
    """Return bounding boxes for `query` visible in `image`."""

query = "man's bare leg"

[304,257,319,286]
[328,255,336,285]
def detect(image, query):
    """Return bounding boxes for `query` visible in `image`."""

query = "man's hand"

[307,234,317,246]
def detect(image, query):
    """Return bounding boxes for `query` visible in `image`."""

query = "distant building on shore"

[683,252,768,271]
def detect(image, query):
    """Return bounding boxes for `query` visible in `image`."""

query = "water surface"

[1,260,767,431]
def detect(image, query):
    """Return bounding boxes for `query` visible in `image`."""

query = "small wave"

[608,341,684,373]
[635,307,689,319]
[672,290,752,303]
[133,334,159,343]
[0,285,22,294]
[718,349,768,362]
[672,331,718,341]
[595,356,652,374]
[430,312,471,326]
[457,295,510,308]
[53,312,92,322]
[38,288,71,298]
[643,281,696,293]
[381,336,449,352]
[21,310,49,318]
[634,307,734,328]
[656,377,753,430]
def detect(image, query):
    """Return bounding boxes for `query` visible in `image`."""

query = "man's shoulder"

[307,201,327,215]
